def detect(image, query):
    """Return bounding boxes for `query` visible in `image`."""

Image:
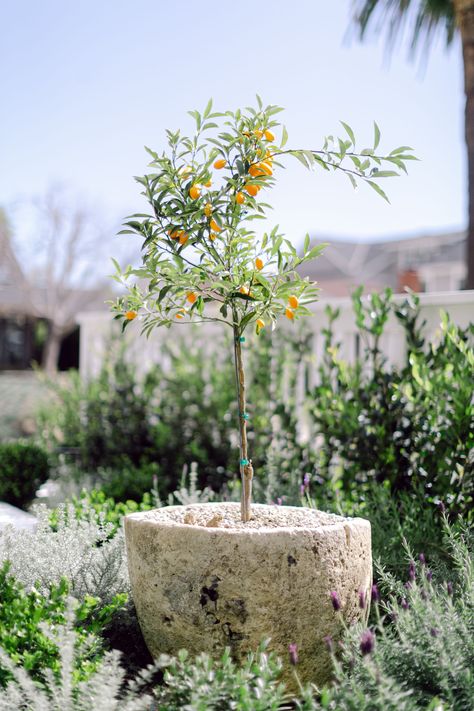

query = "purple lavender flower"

[276,497,283,506]
[401,598,409,611]
[418,553,426,566]
[288,643,298,666]
[430,627,439,638]
[323,635,334,652]
[447,581,453,596]
[404,581,412,591]
[359,629,375,656]
[371,584,380,603]
[408,560,416,582]
[303,473,311,488]
[330,590,341,611]
[358,589,366,610]
[426,569,433,583]
[299,484,306,497]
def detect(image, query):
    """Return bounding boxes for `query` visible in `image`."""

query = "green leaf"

[347,173,358,189]
[340,121,355,146]
[373,121,381,151]
[281,125,288,148]
[367,180,390,203]
[290,150,310,169]
[203,98,213,118]
[240,310,257,331]
[371,170,399,178]
[390,146,414,155]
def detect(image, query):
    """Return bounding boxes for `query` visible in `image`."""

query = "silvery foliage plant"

[0,502,129,604]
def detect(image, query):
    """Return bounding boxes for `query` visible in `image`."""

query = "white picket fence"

[77,290,474,380]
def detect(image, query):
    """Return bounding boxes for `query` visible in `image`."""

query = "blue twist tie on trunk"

[239,336,245,342]
[240,412,249,420]
[240,458,249,466]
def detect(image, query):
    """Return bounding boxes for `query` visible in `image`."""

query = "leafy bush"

[304,483,448,584]
[61,489,156,534]
[36,350,158,474]
[153,642,287,710]
[37,335,240,497]
[0,502,129,604]
[0,564,125,689]
[309,290,474,518]
[0,442,50,508]
[0,600,156,710]
[298,518,474,710]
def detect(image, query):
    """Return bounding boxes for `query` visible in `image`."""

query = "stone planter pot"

[124,502,371,689]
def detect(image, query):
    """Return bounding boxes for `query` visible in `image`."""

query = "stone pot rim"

[124,501,370,536]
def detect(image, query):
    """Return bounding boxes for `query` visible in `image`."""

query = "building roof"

[299,230,466,295]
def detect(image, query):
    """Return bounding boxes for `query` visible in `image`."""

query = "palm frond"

[351,0,456,59]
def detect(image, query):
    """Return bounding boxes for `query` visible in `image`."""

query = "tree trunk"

[455,0,474,288]
[42,324,62,374]
[232,323,253,522]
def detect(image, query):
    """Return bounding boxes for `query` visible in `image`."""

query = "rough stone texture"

[124,502,372,689]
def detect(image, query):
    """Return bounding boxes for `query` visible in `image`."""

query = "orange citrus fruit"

[255,257,264,270]
[179,232,189,245]
[125,310,137,320]
[187,292,197,304]
[204,202,212,217]
[254,129,263,139]
[236,192,245,205]
[245,184,259,197]
[239,286,250,295]
[189,185,201,200]
[213,158,226,169]
[209,233,218,241]
[285,308,295,320]
[210,218,221,232]
[288,295,299,309]
[175,309,185,319]
[264,130,275,142]
[204,179,212,187]
[248,164,262,177]
[256,318,265,333]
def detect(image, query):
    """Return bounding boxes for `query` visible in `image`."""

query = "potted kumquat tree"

[113,98,413,687]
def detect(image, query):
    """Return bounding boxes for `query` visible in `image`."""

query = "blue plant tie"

[240,412,249,420]
[240,458,249,466]
[239,336,245,342]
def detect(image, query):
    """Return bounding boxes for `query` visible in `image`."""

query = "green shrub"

[153,642,287,710]
[0,563,126,688]
[0,599,156,710]
[37,290,474,516]
[36,350,157,474]
[0,442,50,508]
[60,488,156,533]
[308,290,474,519]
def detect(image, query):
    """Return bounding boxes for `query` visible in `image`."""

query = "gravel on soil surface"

[138,502,347,530]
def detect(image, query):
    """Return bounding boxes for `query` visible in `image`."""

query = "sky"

[0,0,464,269]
